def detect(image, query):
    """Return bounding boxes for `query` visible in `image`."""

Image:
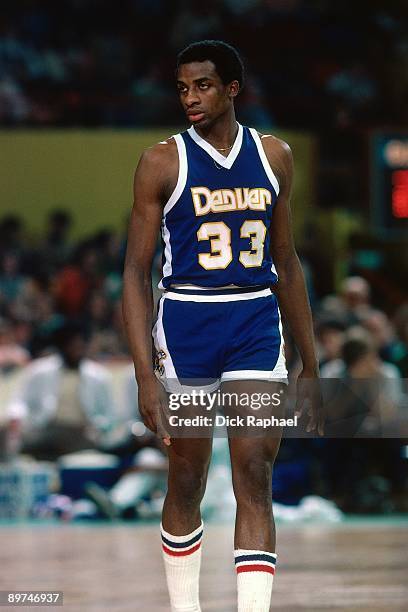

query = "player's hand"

[138,376,171,446]
[295,366,325,436]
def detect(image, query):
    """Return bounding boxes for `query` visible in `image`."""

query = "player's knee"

[169,461,208,506]
[233,456,272,507]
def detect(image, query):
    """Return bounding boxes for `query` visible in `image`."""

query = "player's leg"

[152,292,226,609]
[218,290,287,609]
[153,292,217,535]
[224,379,285,612]
[227,381,283,548]
[161,436,213,612]
[162,436,213,534]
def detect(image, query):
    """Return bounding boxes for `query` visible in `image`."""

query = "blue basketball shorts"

[152,287,288,392]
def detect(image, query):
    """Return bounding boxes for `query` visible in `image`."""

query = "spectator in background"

[340,277,371,317]
[10,320,33,356]
[54,242,102,317]
[0,318,30,373]
[7,322,116,460]
[0,215,25,258]
[321,329,407,511]
[85,291,112,333]
[8,272,50,324]
[0,251,27,304]
[29,292,64,357]
[361,309,399,364]
[315,319,346,369]
[92,229,123,302]
[40,209,73,275]
[85,365,168,519]
[85,445,168,519]
[319,276,373,326]
[86,291,123,360]
[321,327,404,413]
[92,229,121,275]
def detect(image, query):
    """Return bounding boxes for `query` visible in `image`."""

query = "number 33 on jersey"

[159,123,280,289]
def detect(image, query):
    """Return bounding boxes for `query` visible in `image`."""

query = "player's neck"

[194,112,238,157]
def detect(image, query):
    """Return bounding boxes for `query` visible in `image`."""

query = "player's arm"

[264,136,324,435]
[122,141,177,445]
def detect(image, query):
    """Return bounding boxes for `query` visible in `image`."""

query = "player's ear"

[228,80,240,99]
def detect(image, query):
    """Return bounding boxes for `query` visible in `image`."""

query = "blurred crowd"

[0,211,129,364]
[1,0,407,130]
[0,209,407,518]
[3,210,407,380]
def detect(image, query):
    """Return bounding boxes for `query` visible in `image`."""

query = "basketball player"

[123,41,323,612]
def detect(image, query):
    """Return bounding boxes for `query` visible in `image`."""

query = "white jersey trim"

[159,220,172,289]
[159,134,188,290]
[249,128,280,197]
[188,122,243,169]
[152,297,183,393]
[163,133,188,215]
[276,304,288,378]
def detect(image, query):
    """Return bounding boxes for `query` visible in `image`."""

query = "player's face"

[177,61,237,128]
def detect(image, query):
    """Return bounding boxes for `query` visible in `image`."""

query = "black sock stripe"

[235,554,276,564]
[161,530,203,549]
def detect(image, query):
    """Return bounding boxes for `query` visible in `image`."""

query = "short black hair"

[53,321,87,351]
[177,40,244,90]
[49,209,71,227]
[342,338,373,368]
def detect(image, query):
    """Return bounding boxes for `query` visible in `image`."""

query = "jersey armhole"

[248,128,280,197]
[163,134,188,216]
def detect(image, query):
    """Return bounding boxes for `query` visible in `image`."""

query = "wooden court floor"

[0,521,407,611]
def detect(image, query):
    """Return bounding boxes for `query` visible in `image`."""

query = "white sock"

[234,549,277,612]
[161,521,203,612]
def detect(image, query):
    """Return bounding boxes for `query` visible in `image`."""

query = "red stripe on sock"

[236,564,275,575]
[162,542,201,557]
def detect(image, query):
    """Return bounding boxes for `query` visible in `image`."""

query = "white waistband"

[170,283,244,291]
[163,288,272,302]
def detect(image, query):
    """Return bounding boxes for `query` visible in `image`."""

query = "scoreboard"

[370,133,408,236]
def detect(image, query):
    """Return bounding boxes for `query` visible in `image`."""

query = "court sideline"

[0,520,407,611]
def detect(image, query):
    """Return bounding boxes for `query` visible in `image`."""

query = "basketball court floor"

[0,520,407,611]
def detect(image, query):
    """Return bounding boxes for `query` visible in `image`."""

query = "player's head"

[53,322,87,368]
[176,40,244,128]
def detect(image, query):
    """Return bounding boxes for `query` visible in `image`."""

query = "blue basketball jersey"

[159,123,280,290]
